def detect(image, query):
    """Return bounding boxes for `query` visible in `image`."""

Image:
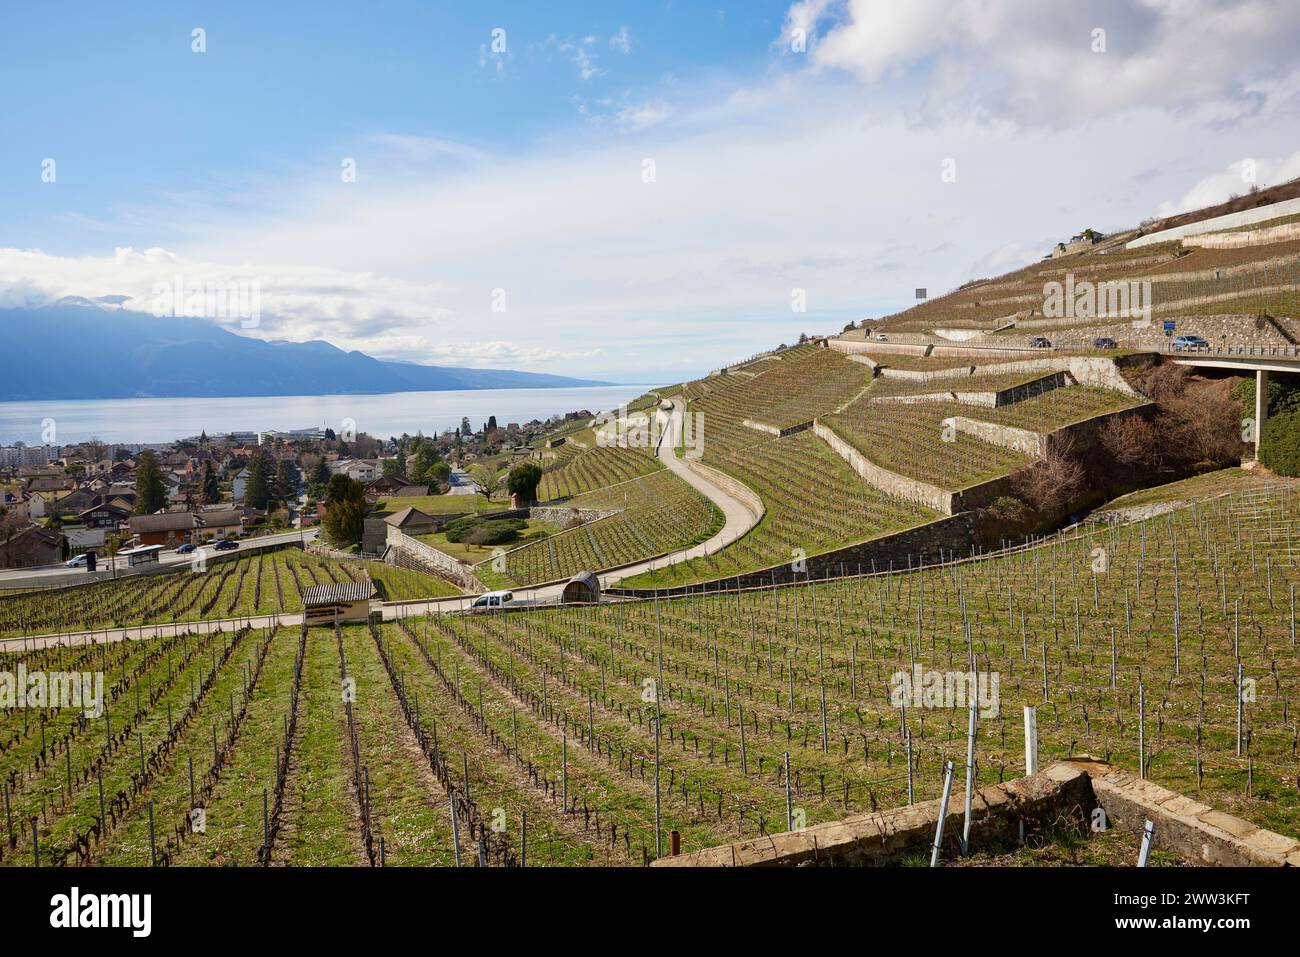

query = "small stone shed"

[302,581,377,626]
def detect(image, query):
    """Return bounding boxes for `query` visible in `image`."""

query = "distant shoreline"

[0,385,655,446]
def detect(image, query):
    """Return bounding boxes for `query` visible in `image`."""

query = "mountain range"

[0,301,610,400]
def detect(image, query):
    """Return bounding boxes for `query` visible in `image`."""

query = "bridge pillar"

[1255,369,1269,459]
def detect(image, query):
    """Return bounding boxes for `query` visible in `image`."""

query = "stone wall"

[1128,196,1300,248]
[742,418,813,437]
[654,757,1300,867]
[384,525,482,593]
[828,338,930,357]
[813,419,1017,515]
[814,419,956,513]
[609,511,979,597]
[951,416,1046,456]
[529,505,622,526]
[1189,220,1300,248]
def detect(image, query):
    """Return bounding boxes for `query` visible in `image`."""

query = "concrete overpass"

[1167,344,1300,456]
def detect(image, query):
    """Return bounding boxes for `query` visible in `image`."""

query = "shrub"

[1259,410,1300,476]
[463,521,521,547]
[445,516,526,544]
[1099,413,1159,468]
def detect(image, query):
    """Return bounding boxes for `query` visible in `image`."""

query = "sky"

[2,0,1300,385]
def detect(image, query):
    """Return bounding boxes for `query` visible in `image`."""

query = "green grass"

[374,493,495,516]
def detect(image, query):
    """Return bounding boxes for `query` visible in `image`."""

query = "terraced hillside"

[621,350,936,588]
[489,469,721,587]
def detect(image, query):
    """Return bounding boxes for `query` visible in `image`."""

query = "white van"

[471,590,514,609]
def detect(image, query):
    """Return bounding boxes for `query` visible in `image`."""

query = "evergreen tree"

[202,460,221,504]
[134,450,167,514]
[244,449,275,510]
[322,474,366,545]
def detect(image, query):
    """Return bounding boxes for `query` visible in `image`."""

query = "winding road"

[2,396,764,649]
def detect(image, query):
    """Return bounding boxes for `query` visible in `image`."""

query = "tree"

[426,461,451,493]
[1260,411,1300,476]
[382,458,401,478]
[275,459,300,502]
[486,416,497,433]
[507,461,543,505]
[461,417,472,436]
[134,450,167,514]
[322,474,366,546]
[244,449,275,510]
[201,460,221,505]
[409,439,440,485]
[395,450,408,477]
[312,457,331,487]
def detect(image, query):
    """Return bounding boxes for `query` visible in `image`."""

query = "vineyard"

[492,470,721,587]
[692,347,868,431]
[0,548,459,640]
[5,482,1297,867]
[538,446,663,502]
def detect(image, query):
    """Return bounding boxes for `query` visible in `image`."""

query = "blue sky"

[3,1,1300,383]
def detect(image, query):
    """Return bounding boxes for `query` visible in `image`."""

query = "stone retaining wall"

[1128,196,1300,248]
[813,419,1017,515]
[1189,220,1300,248]
[742,418,813,437]
[828,338,930,357]
[873,372,1067,408]
[529,505,622,526]
[654,757,1300,867]
[384,525,483,593]
[608,510,980,597]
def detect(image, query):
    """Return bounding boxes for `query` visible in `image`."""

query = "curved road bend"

[3,397,764,649]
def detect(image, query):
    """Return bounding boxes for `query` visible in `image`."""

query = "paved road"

[0,528,318,586]
[1,399,763,648]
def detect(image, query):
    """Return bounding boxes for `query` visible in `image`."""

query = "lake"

[0,386,653,445]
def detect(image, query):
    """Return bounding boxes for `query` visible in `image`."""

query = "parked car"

[471,590,515,609]
[1092,336,1119,349]
[875,332,889,342]
[1173,334,1210,352]
[1028,336,1052,348]
[65,553,90,567]
[176,543,196,554]
[213,539,238,551]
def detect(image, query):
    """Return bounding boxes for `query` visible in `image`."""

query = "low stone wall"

[384,525,482,594]
[814,419,1016,515]
[742,418,813,437]
[656,760,1094,866]
[877,371,1067,408]
[828,338,930,357]
[608,511,980,597]
[814,419,955,513]
[951,416,1046,456]
[682,458,765,522]
[654,757,1300,867]
[1082,759,1300,866]
[529,505,622,526]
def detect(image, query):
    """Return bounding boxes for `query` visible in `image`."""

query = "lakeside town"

[0,409,594,568]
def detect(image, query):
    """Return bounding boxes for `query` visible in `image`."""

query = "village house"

[195,507,246,541]
[0,523,61,568]
[126,511,197,547]
[77,500,132,530]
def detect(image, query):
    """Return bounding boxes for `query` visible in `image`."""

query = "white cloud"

[1156,150,1300,216]
[8,8,1300,382]
[610,26,631,54]
[799,0,1300,123]
[616,99,673,131]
